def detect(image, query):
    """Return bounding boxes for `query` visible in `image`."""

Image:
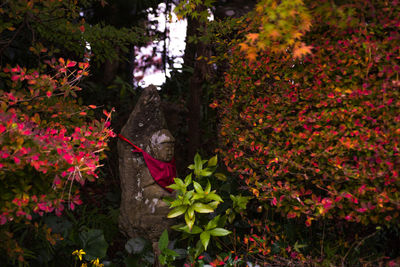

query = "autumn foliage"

[0,58,115,260]
[216,0,400,226]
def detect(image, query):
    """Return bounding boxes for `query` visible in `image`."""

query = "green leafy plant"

[79,229,108,261]
[158,230,180,267]
[226,195,252,224]
[165,154,231,258]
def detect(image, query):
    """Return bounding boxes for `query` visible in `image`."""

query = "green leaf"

[185,211,195,230]
[165,248,179,257]
[193,203,214,213]
[174,178,186,189]
[194,153,202,173]
[158,230,169,251]
[169,199,183,208]
[214,173,227,181]
[184,173,192,186]
[187,205,195,219]
[166,183,181,191]
[209,228,231,237]
[179,225,203,234]
[208,201,221,209]
[208,155,218,167]
[170,224,186,232]
[162,196,174,204]
[199,169,213,177]
[205,180,211,194]
[79,229,108,261]
[167,205,188,218]
[200,231,211,250]
[191,192,205,201]
[159,254,167,265]
[188,164,195,170]
[205,215,220,230]
[227,212,236,224]
[193,181,204,193]
[183,190,194,205]
[205,193,223,202]
[294,241,307,252]
[194,240,205,259]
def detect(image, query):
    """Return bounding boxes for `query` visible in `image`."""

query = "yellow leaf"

[252,188,259,197]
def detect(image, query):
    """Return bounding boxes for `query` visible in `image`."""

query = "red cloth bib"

[118,134,176,193]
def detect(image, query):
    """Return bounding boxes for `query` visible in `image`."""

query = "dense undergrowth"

[1,0,400,266]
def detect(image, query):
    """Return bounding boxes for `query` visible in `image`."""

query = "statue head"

[149,129,175,162]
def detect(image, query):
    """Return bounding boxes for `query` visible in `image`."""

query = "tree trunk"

[185,7,208,160]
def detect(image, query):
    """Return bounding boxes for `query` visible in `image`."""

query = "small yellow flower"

[91,258,104,267]
[72,249,86,261]
[81,264,87,267]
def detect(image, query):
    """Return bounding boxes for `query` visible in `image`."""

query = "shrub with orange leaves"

[215,0,400,227]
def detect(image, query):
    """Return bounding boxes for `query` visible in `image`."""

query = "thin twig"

[342,230,379,267]
[0,20,25,56]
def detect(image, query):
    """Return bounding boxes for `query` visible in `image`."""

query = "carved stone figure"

[118,85,176,247]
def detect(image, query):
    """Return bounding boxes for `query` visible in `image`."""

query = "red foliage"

[0,58,115,225]
[216,0,400,226]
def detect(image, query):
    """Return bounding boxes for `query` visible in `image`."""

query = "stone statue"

[118,85,176,256]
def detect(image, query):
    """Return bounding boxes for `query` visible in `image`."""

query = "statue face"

[153,142,174,162]
[149,129,175,162]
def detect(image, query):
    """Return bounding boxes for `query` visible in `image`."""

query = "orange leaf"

[246,50,257,62]
[246,33,259,44]
[293,42,313,59]
[239,42,249,52]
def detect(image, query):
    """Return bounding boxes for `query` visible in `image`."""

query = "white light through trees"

[134,3,187,88]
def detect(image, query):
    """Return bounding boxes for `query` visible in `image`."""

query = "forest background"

[0,0,399,266]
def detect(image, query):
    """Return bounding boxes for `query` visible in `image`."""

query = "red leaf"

[66,61,77,68]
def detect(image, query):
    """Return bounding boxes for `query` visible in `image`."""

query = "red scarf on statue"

[118,134,176,193]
